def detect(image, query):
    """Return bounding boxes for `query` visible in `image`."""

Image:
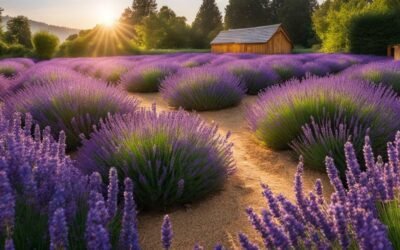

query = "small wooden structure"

[388,44,400,61]
[211,24,293,54]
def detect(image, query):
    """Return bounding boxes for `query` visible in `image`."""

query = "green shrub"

[349,10,400,55]
[0,40,9,55]
[32,31,60,59]
[6,44,31,57]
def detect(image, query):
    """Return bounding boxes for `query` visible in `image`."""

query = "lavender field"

[1,53,400,249]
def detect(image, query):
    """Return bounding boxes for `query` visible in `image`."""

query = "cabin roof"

[211,24,287,45]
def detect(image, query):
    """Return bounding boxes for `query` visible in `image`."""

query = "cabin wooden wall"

[395,46,400,61]
[387,45,400,61]
[211,30,292,54]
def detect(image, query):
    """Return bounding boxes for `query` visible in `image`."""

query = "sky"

[0,0,229,29]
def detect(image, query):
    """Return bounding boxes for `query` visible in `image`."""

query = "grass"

[292,46,320,54]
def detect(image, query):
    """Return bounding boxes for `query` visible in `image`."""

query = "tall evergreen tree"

[270,0,285,23]
[278,0,315,46]
[192,0,223,48]
[4,16,32,48]
[224,0,268,29]
[261,0,273,24]
[131,0,158,24]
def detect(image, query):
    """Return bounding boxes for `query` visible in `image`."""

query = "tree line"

[0,8,59,58]
[59,0,319,56]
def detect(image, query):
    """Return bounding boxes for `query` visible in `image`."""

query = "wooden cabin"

[388,44,400,61]
[211,24,293,54]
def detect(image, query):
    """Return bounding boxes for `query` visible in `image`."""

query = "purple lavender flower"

[193,244,204,250]
[214,244,225,250]
[238,233,259,250]
[107,167,118,219]
[261,183,281,218]
[161,215,173,250]
[332,203,349,249]
[86,196,111,250]
[49,208,69,250]
[0,171,15,234]
[4,238,15,250]
[119,178,140,250]
[325,157,347,205]
[344,141,361,186]
[245,207,273,248]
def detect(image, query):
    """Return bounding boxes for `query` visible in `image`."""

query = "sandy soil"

[132,93,333,249]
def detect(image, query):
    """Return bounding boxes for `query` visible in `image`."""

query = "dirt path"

[132,93,332,249]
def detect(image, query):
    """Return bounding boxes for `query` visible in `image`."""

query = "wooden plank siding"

[395,46,400,61]
[211,29,292,54]
[387,45,400,61]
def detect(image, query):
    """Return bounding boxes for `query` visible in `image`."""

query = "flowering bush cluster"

[161,67,245,111]
[4,78,139,150]
[8,65,83,94]
[121,64,181,93]
[77,106,235,209]
[0,61,25,79]
[343,61,400,93]
[247,76,400,173]
[225,61,280,95]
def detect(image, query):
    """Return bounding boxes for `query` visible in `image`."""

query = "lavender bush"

[121,64,180,93]
[8,65,83,94]
[77,106,235,209]
[4,78,139,150]
[226,61,280,95]
[0,61,26,79]
[247,76,400,172]
[161,68,245,111]
[267,59,305,82]
[344,61,400,93]
[303,61,331,77]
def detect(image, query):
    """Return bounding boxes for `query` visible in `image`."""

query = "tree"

[225,0,268,29]
[312,0,377,52]
[32,31,59,59]
[278,0,316,46]
[270,0,284,23]
[120,7,134,24]
[0,7,4,35]
[137,6,190,49]
[4,16,32,48]
[192,0,223,48]
[131,0,158,24]
[349,10,400,55]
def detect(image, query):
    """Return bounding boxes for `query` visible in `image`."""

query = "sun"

[97,4,118,27]
[103,13,116,27]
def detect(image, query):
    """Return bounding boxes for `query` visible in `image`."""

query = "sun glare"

[97,4,118,27]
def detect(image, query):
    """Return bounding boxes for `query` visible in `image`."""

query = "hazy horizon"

[0,0,323,30]
[0,0,227,29]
